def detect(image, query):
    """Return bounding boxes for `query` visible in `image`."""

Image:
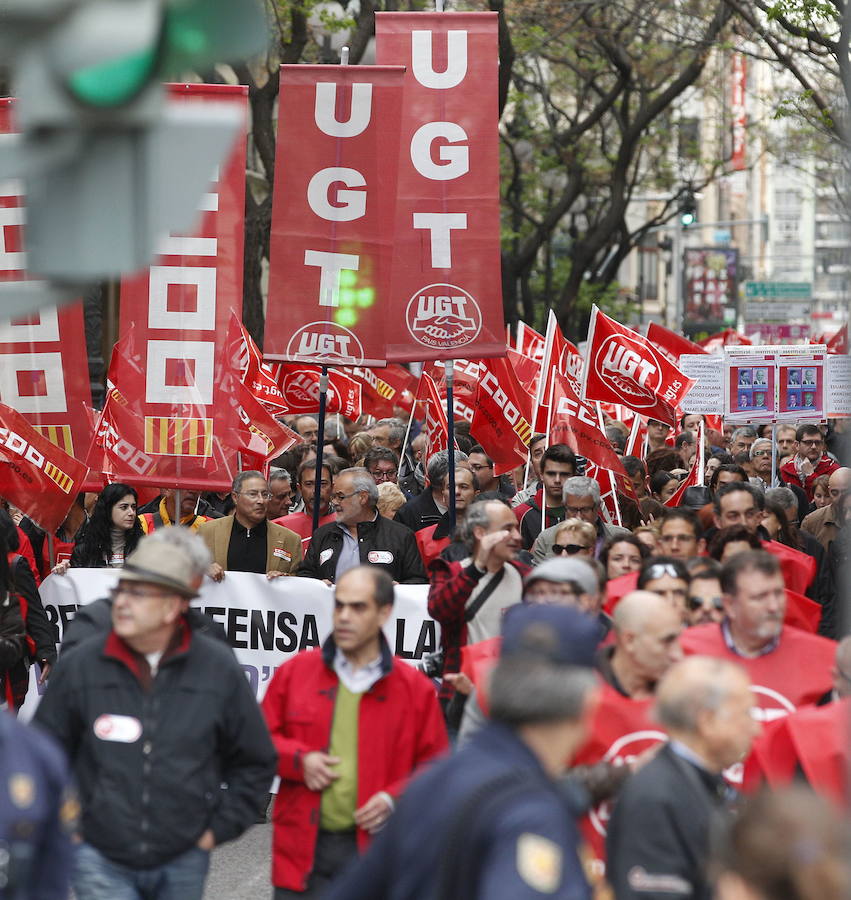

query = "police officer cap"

[523,558,597,597]
[501,605,597,669]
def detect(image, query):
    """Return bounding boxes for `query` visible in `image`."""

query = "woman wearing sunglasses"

[547,518,596,561]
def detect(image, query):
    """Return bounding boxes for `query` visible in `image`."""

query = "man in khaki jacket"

[198,471,302,580]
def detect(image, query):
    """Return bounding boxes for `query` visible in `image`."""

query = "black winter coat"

[297,515,426,584]
[34,624,277,869]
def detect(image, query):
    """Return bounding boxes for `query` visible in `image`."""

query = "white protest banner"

[21,572,438,721]
[679,354,724,415]
[827,355,851,419]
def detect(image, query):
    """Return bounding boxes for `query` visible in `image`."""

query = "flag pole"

[446,360,456,533]
[543,374,556,537]
[697,420,706,487]
[312,366,329,533]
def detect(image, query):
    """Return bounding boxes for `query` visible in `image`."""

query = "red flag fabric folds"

[470,357,533,475]
[582,306,695,427]
[0,403,87,532]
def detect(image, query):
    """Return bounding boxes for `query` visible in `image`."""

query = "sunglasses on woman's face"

[553,543,591,555]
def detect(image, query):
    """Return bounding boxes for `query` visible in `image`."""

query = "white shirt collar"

[333,647,384,694]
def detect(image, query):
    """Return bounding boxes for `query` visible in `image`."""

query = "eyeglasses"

[751,449,771,458]
[111,585,176,603]
[331,491,361,502]
[469,463,493,472]
[368,469,397,482]
[800,439,824,447]
[644,563,682,580]
[553,543,592,555]
[687,595,723,612]
[237,490,272,501]
[565,505,596,516]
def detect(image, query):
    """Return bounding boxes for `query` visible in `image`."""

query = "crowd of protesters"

[1,409,850,898]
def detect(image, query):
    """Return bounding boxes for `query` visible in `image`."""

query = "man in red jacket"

[262,566,447,897]
[681,550,835,722]
[779,424,839,501]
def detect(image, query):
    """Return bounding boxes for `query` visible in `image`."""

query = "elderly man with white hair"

[532,476,630,562]
[607,656,759,900]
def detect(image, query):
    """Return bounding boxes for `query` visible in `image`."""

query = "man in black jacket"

[606,656,758,900]
[394,450,468,533]
[34,535,276,900]
[298,468,426,584]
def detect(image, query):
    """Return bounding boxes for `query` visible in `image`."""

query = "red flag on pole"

[533,310,582,432]
[646,322,708,366]
[471,357,533,475]
[0,403,88,532]
[582,306,695,427]
[272,364,362,420]
[414,372,450,461]
[828,325,848,355]
[228,314,287,415]
[516,320,545,361]
[663,428,703,507]
[265,65,405,365]
[376,13,505,361]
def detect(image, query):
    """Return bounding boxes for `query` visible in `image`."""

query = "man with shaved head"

[801,466,851,551]
[571,592,684,869]
[607,657,758,900]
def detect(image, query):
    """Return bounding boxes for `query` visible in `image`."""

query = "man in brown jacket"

[198,471,302,580]
[801,467,851,551]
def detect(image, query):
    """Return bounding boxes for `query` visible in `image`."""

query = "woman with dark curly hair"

[65,483,142,570]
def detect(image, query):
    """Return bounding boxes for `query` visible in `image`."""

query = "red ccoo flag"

[0,403,88,532]
[581,306,695,427]
[471,357,533,475]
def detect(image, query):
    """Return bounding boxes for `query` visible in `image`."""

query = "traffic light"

[679,189,697,228]
[0,0,266,294]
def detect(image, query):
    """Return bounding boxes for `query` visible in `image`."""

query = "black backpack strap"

[464,567,505,623]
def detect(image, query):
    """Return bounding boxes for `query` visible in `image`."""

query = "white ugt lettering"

[413,213,467,268]
[410,123,469,181]
[307,168,367,222]
[314,82,373,138]
[304,250,360,307]
[411,31,468,89]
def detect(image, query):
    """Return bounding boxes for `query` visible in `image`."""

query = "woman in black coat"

[67,483,142,570]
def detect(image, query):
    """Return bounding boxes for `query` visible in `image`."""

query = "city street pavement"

[205,822,274,899]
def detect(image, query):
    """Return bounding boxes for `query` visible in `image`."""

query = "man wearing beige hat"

[35,534,277,900]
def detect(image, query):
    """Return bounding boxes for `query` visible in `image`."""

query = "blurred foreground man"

[607,657,758,900]
[262,567,447,897]
[324,604,601,900]
[34,537,277,900]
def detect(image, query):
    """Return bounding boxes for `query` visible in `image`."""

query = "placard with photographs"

[726,356,776,422]
[778,357,824,421]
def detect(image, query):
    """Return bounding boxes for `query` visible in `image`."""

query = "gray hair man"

[197,470,302,582]
[298,467,426,585]
[267,468,294,520]
[729,426,758,457]
[607,656,758,900]
[749,437,774,489]
[35,535,277,900]
[532,476,630,562]
[324,604,602,900]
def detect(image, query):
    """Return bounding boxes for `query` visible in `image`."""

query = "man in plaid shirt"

[427,498,530,703]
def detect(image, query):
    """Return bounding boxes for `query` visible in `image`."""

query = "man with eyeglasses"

[362,447,401,488]
[298,468,426,585]
[801,467,851,551]
[467,445,515,498]
[532,476,630,563]
[637,557,691,615]
[35,536,277,900]
[198,470,302,582]
[274,460,340,556]
[681,550,835,721]
[779,424,839,501]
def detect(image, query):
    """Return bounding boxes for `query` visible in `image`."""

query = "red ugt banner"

[582,306,695,427]
[117,84,248,490]
[376,13,504,361]
[0,98,93,460]
[0,403,88,532]
[265,66,405,366]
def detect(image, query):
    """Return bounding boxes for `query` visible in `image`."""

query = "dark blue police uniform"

[323,720,591,900]
[0,712,75,898]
